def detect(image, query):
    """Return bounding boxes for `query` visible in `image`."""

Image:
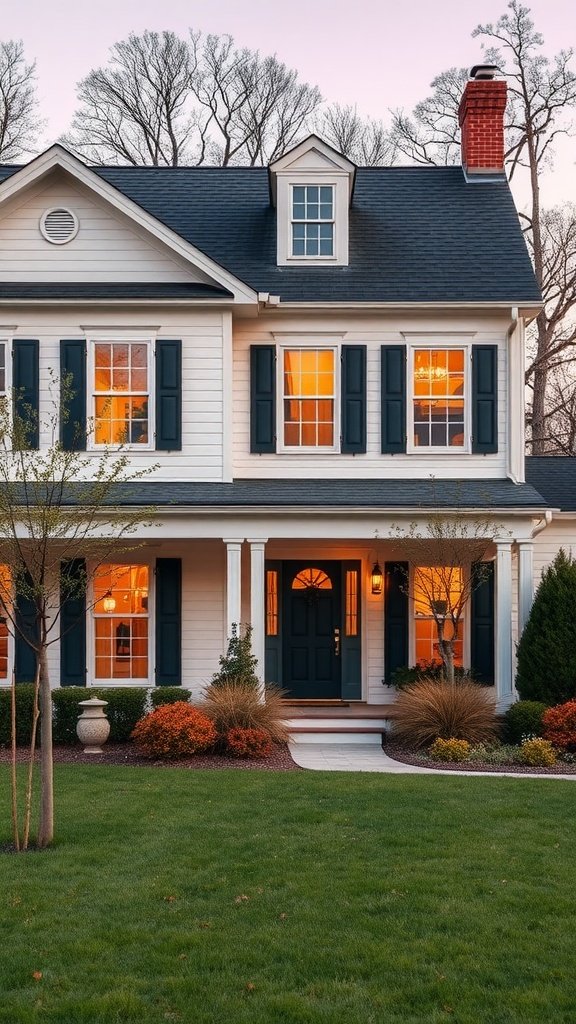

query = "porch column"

[495,540,514,709]
[223,538,243,637]
[248,538,268,689]
[517,541,534,637]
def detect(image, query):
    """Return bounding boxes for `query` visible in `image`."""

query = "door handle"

[334,627,340,657]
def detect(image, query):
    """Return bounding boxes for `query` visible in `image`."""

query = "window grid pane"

[266,570,278,636]
[413,348,465,448]
[345,570,358,637]
[93,342,149,446]
[414,566,463,667]
[291,185,334,257]
[94,564,149,680]
[283,348,335,447]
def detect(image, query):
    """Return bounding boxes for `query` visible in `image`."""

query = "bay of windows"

[412,348,465,449]
[93,341,150,446]
[291,185,334,257]
[282,347,335,448]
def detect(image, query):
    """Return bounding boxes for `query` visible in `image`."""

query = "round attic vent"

[40,207,79,244]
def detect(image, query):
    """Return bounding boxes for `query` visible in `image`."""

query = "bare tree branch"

[316,104,396,165]
[0,40,43,160]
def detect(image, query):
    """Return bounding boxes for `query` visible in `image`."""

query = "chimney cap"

[469,64,500,80]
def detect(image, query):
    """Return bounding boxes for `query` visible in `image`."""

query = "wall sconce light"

[103,593,116,613]
[371,561,383,595]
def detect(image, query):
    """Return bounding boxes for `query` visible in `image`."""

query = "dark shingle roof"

[0,163,541,304]
[48,478,547,509]
[0,282,232,300]
[526,457,576,511]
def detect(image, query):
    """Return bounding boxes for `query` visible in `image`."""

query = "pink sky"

[3,0,576,205]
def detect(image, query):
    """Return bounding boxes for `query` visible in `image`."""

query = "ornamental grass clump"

[392,678,498,748]
[201,682,288,745]
[131,702,217,759]
[429,737,471,762]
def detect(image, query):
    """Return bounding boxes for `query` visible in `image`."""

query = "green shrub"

[519,737,557,767]
[468,742,521,765]
[211,623,259,688]
[150,687,189,709]
[392,662,476,690]
[429,737,470,762]
[52,687,95,744]
[0,684,37,747]
[92,688,148,742]
[392,678,498,748]
[503,700,548,744]
[516,550,576,704]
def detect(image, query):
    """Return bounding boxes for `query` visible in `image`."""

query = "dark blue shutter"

[472,345,498,454]
[384,562,409,683]
[60,340,87,451]
[155,558,182,686]
[471,562,495,684]
[381,346,406,453]
[341,346,366,454]
[15,579,38,683]
[13,340,39,449]
[250,346,276,453]
[60,559,86,686]
[341,561,362,699]
[155,340,182,450]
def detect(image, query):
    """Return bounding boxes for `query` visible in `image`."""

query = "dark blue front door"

[282,561,341,699]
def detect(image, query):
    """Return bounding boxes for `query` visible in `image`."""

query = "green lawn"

[1,767,575,1024]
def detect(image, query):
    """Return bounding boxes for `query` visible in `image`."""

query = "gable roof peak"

[268,133,356,205]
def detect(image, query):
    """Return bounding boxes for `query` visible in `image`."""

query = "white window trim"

[87,334,154,452]
[407,341,472,455]
[276,338,341,454]
[88,560,154,688]
[289,183,335,261]
[409,564,471,670]
[0,337,11,397]
[276,174,349,267]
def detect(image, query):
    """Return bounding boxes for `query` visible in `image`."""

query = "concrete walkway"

[288,740,576,779]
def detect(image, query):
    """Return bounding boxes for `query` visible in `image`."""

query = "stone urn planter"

[77,697,110,754]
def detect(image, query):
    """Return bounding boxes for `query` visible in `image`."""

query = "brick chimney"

[458,65,507,176]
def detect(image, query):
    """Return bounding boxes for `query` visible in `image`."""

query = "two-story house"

[0,65,561,714]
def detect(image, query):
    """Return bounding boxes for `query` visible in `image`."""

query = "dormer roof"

[268,134,356,205]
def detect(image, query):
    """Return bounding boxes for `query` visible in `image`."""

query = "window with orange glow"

[414,566,463,666]
[0,343,6,395]
[0,565,10,679]
[291,567,333,590]
[413,348,465,448]
[345,570,358,637]
[266,570,278,636]
[93,342,149,446]
[283,348,335,447]
[93,565,149,680]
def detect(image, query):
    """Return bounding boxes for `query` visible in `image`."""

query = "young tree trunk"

[10,670,20,851]
[22,657,41,850]
[37,642,54,849]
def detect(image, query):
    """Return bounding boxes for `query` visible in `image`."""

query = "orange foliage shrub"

[131,701,217,759]
[225,727,273,758]
[542,700,576,751]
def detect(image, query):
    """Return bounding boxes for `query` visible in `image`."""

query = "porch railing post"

[248,539,268,693]
[223,538,244,640]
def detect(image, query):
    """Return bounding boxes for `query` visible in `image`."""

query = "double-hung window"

[92,340,151,448]
[281,346,337,449]
[414,566,463,667]
[411,348,467,450]
[291,185,334,258]
[93,564,150,682]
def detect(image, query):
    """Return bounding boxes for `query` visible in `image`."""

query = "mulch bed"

[385,742,576,775]
[0,743,300,771]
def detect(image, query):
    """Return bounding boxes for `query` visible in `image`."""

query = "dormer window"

[291,185,334,258]
[270,135,355,268]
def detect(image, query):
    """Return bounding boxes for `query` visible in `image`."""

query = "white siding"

[0,171,212,283]
[5,305,226,481]
[533,519,576,582]
[233,312,509,479]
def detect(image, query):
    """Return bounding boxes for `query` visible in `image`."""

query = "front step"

[286,714,392,744]
[289,730,384,745]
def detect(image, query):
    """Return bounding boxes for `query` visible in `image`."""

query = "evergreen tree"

[211,624,259,688]
[516,549,576,703]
